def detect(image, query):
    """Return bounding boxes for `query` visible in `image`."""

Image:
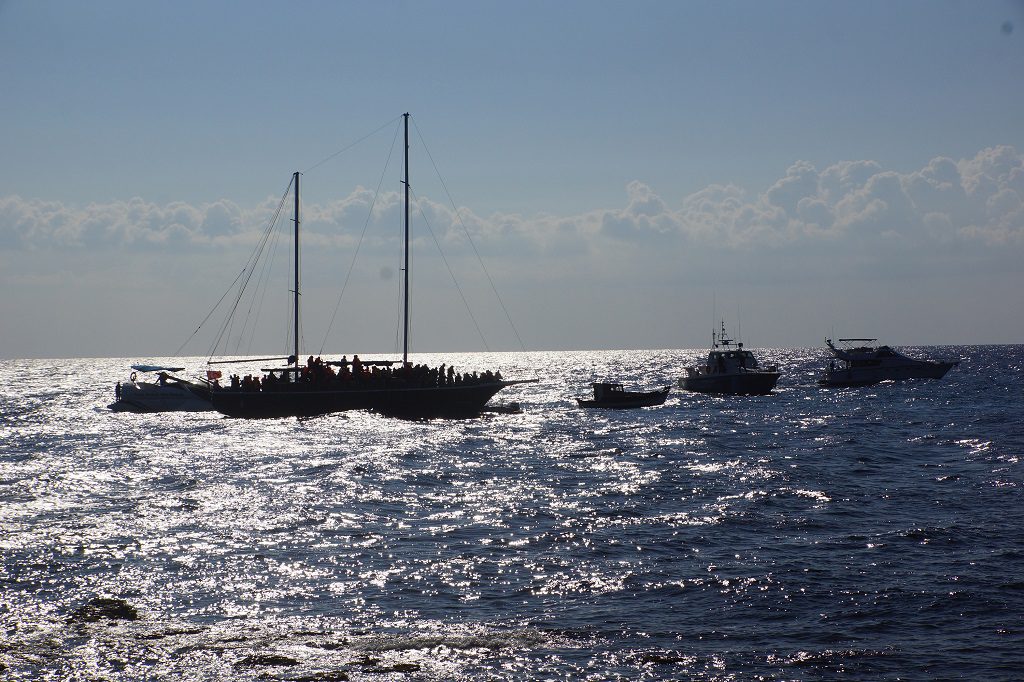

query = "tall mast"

[293,171,301,379]
[402,112,410,366]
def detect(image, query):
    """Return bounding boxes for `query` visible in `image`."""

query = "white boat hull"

[818,360,957,387]
[110,379,212,412]
[678,371,780,395]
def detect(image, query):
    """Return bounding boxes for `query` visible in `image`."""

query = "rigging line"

[211,227,271,359]
[409,186,490,351]
[319,119,403,355]
[208,177,293,360]
[205,187,290,360]
[393,164,406,356]
[235,195,286,356]
[226,211,281,358]
[400,180,414,355]
[393,263,403,355]
[292,228,308,361]
[303,115,403,175]
[285,222,294,357]
[172,266,248,358]
[231,184,291,356]
[283,182,299,358]
[242,200,288,357]
[281,185,295,358]
[217,183,290,351]
[410,116,527,352]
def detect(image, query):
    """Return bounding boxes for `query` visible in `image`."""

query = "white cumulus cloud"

[2,146,1022,255]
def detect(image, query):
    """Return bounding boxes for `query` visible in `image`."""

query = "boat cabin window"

[592,383,624,398]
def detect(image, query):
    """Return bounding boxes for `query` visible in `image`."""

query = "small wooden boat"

[576,382,670,409]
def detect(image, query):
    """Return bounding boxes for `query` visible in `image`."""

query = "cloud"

[0,195,258,251]
[466,145,1023,252]
[671,146,1024,247]
[2,146,1023,256]
[766,160,819,215]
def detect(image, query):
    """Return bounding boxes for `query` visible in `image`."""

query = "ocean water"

[1,346,1022,681]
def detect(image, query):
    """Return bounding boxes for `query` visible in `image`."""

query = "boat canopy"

[131,364,186,373]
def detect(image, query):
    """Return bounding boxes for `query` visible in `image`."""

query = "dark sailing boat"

[210,114,530,418]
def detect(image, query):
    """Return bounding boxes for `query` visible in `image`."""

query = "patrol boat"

[678,321,780,395]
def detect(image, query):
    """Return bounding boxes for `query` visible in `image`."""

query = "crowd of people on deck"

[224,355,503,393]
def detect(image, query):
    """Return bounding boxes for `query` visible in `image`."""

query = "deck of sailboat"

[211,380,515,418]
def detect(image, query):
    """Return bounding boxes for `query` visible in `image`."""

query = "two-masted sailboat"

[209,114,528,418]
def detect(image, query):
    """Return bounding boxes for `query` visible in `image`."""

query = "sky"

[1,0,1023,359]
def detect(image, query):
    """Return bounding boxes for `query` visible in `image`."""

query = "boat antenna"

[712,288,720,348]
[293,171,301,380]
[737,303,742,347]
[712,292,718,349]
[402,112,410,366]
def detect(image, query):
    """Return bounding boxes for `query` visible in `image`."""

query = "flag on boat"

[207,370,223,380]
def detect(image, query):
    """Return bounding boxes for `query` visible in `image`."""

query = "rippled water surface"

[2,346,1022,680]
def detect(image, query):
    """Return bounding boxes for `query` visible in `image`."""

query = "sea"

[1,345,1022,681]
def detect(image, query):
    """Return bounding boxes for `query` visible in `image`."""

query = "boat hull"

[210,381,507,418]
[576,387,670,409]
[110,380,213,412]
[678,371,780,396]
[818,360,958,387]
